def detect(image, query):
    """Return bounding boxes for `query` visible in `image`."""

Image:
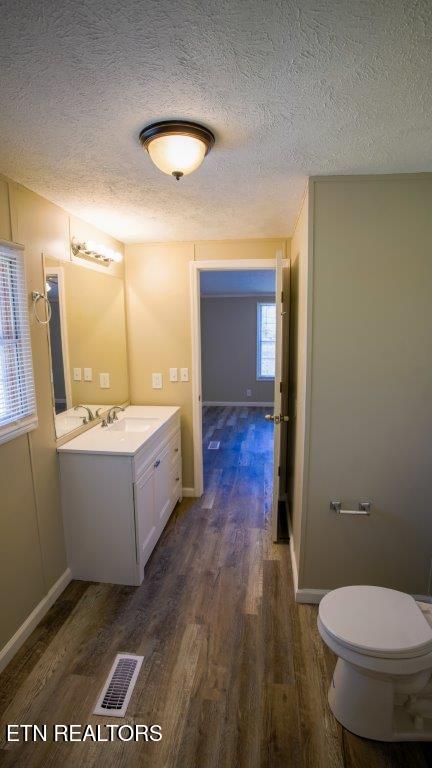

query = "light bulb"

[148,134,206,178]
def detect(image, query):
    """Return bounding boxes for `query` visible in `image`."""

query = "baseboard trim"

[0,567,72,674]
[203,401,274,407]
[182,487,197,497]
[295,588,327,604]
[294,587,432,606]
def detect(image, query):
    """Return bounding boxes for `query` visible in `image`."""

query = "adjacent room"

[199,269,276,506]
[1,2,432,766]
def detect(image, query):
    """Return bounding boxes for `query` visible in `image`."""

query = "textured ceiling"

[0,0,431,243]
[201,269,275,296]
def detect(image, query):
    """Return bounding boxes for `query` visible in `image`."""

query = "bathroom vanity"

[58,405,182,585]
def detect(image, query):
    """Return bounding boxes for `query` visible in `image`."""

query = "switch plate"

[180,367,189,382]
[152,372,163,389]
[246,389,252,397]
[169,367,178,382]
[100,372,110,389]
[73,367,82,381]
[84,367,92,382]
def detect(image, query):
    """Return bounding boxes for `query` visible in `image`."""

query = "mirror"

[43,254,129,438]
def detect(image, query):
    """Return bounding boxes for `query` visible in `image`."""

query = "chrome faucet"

[74,405,95,423]
[105,405,125,425]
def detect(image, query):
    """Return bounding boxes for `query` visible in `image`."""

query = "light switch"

[84,367,93,382]
[169,367,178,382]
[100,372,110,389]
[73,367,82,381]
[180,367,189,382]
[152,372,163,389]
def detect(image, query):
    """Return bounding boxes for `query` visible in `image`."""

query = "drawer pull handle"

[174,447,179,452]
[175,477,180,482]
[154,460,160,468]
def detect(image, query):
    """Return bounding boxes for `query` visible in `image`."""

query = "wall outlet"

[246,389,252,397]
[180,367,189,382]
[73,367,82,381]
[152,372,163,389]
[100,372,110,389]
[169,367,178,382]
[84,367,93,382]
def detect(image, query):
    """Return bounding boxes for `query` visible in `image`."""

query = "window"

[257,302,276,379]
[0,242,37,445]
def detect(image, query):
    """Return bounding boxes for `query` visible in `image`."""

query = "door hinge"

[281,290,284,303]
[277,466,281,477]
[279,381,283,393]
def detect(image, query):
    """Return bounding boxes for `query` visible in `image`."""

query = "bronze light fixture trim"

[139,120,215,180]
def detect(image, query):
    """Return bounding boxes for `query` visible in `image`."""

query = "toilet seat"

[319,586,432,660]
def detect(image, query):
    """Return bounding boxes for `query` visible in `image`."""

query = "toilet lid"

[319,586,432,659]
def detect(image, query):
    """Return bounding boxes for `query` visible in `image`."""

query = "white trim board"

[203,401,274,407]
[0,568,72,674]
[182,487,196,497]
[294,586,432,606]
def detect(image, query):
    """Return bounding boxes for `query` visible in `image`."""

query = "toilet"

[318,585,432,741]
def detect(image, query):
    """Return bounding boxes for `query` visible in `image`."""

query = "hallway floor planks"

[1,406,431,767]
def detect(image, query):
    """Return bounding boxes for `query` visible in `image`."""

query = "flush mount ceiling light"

[139,120,215,180]
[71,237,122,264]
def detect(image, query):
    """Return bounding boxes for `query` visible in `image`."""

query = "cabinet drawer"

[169,431,181,465]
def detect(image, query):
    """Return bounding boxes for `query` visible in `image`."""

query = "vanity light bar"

[71,237,123,264]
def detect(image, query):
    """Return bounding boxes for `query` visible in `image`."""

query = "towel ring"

[31,291,52,325]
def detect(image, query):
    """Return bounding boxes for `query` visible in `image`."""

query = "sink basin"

[108,417,158,433]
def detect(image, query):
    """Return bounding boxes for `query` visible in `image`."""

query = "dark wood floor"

[1,405,431,767]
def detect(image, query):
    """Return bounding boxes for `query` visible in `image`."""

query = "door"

[154,444,172,529]
[134,464,157,578]
[267,251,290,541]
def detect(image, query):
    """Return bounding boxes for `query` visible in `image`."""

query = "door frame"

[190,258,277,498]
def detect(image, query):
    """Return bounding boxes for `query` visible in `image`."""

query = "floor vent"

[93,653,143,718]
[208,441,220,450]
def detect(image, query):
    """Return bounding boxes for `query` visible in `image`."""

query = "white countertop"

[57,405,180,456]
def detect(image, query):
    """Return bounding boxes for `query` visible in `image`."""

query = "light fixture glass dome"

[148,134,207,177]
[139,120,215,180]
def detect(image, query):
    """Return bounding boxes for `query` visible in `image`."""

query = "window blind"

[0,241,37,444]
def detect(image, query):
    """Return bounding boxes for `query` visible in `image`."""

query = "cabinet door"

[134,465,157,576]
[154,444,172,530]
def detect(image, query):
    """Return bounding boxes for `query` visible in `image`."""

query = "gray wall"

[201,296,275,403]
[300,175,432,596]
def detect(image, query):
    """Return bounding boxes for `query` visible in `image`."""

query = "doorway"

[190,256,290,539]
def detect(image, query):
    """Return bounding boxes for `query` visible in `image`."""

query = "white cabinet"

[154,444,171,529]
[58,409,182,586]
[134,463,157,575]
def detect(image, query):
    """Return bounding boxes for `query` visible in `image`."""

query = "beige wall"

[0,175,125,654]
[298,175,432,596]
[201,295,275,403]
[125,239,288,489]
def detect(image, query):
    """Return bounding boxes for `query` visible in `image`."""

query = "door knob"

[265,414,289,424]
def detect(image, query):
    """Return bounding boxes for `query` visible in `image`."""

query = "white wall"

[201,295,275,404]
